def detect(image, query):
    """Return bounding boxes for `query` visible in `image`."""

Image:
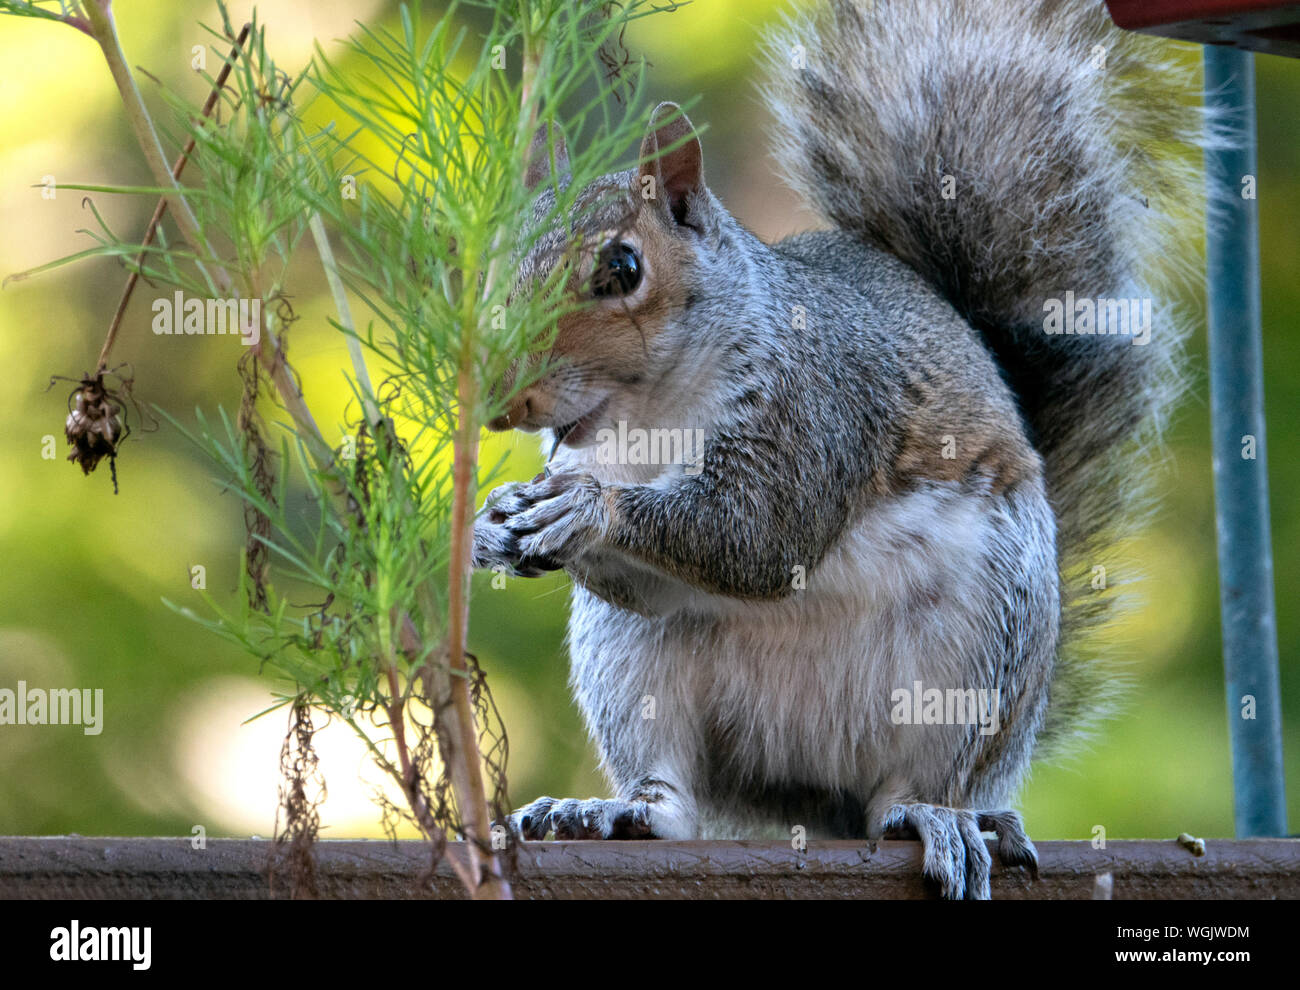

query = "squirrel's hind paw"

[881,804,1036,900]
[502,795,655,841]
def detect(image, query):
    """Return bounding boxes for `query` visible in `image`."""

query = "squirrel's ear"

[525,121,569,191]
[639,102,704,227]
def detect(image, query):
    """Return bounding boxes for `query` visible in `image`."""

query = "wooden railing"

[1,837,1296,899]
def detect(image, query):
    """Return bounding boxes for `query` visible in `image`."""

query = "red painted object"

[1105,0,1300,57]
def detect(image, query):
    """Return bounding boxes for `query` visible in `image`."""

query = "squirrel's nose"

[488,393,533,432]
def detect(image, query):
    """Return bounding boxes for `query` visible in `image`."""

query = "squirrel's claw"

[473,476,582,576]
[501,795,556,840]
[502,795,655,841]
[978,809,1039,881]
[473,471,607,577]
[880,803,1039,900]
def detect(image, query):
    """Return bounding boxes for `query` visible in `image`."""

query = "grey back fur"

[762,0,1211,754]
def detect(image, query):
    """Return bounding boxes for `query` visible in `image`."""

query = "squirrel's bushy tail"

[764,0,1212,755]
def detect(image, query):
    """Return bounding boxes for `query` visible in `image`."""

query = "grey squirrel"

[473,0,1207,898]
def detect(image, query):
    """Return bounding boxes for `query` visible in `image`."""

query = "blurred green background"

[0,0,1296,842]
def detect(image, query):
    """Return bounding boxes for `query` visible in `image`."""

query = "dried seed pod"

[63,372,127,485]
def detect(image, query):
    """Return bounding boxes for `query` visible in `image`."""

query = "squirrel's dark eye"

[592,242,642,298]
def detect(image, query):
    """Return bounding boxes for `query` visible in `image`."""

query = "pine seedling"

[2,0,687,898]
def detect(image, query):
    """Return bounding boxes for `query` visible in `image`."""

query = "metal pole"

[1203,47,1287,838]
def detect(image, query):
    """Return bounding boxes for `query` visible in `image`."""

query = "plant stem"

[82,0,229,295]
[243,272,336,476]
[417,17,556,901]
[385,626,479,893]
[95,23,251,374]
[307,212,381,428]
[441,391,511,899]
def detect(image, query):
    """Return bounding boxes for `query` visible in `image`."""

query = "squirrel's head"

[489,102,728,447]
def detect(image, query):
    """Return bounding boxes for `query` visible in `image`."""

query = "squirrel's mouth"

[549,397,610,454]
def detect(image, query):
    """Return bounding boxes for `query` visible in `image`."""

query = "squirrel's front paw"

[473,472,608,577]
[503,795,655,840]
[878,804,1037,900]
